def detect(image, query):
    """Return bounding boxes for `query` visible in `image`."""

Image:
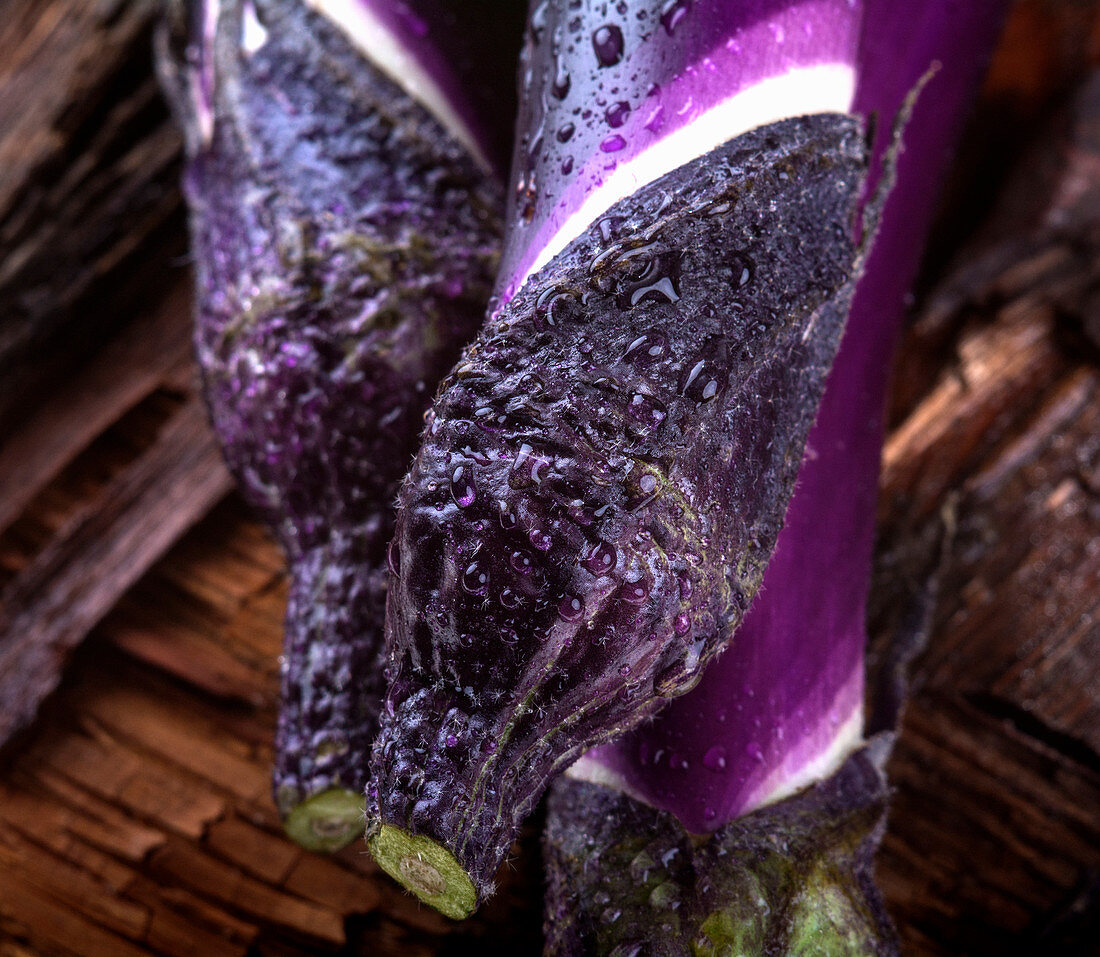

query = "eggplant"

[541,0,1011,952]
[157,0,516,850]
[368,104,873,915]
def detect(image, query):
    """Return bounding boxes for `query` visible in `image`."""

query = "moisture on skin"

[542,738,898,956]
[157,0,501,848]
[368,113,870,909]
[497,0,861,300]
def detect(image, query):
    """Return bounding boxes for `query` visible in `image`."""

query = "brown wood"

[0,0,1097,954]
[0,0,183,440]
[0,390,233,746]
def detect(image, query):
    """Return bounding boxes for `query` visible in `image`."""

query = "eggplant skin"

[157,0,501,815]
[370,113,870,903]
[542,740,897,957]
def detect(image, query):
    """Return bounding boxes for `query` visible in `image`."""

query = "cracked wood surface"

[0,0,1098,953]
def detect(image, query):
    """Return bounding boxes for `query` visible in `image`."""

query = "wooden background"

[0,0,1097,954]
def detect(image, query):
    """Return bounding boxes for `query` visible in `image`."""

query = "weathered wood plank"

[0,398,232,747]
[0,0,185,438]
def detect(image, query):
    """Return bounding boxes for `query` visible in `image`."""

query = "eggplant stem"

[283,788,364,853]
[368,823,477,920]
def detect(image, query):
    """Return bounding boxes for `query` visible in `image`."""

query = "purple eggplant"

[366,0,876,917]
[542,0,1011,952]
[157,0,519,850]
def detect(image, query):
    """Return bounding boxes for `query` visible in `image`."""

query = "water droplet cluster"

[505,0,705,266]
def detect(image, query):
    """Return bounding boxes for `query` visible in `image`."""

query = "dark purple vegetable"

[157,0,518,851]
[497,0,862,307]
[575,0,1012,834]
[541,0,1011,952]
[367,0,875,917]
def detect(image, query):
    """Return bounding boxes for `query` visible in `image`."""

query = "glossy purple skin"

[354,0,524,171]
[497,0,861,304]
[158,0,503,813]
[587,0,1012,834]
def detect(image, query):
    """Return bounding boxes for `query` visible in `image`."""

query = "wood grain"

[0,0,182,440]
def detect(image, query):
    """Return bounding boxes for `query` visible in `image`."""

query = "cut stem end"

[367,822,476,920]
[283,787,364,853]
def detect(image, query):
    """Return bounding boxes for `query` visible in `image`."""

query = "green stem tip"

[283,788,365,853]
[367,822,477,920]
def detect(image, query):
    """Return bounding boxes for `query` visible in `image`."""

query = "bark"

[0,0,183,441]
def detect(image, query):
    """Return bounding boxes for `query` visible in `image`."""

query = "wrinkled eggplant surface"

[369,113,869,915]
[158,0,503,850]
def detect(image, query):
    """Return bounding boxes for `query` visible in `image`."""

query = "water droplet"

[684,636,705,672]
[500,587,521,609]
[557,122,575,142]
[461,560,489,596]
[644,102,665,134]
[680,349,724,403]
[703,745,727,772]
[450,464,476,507]
[745,741,765,762]
[474,405,505,433]
[617,254,680,309]
[592,24,624,66]
[529,0,549,41]
[445,734,458,748]
[519,373,545,396]
[534,286,575,328]
[730,252,754,287]
[622,332,668,365]
[600,134,626,153]
[509,550,533,575]
[626,469,661,510]
[673,613,690,635]
[659,0,691,34]
[703,806,716,822]
[606,100,631,127]
[561,155,574,174]
[630,850,655,883]
[552,55,571,98]
[530,529,553,550]
[568,500,595,526]
[585,542,617,576]
[621,575,650,604]
[510,443,550,488]
[625,393,667,439]
[558,594,584,621]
